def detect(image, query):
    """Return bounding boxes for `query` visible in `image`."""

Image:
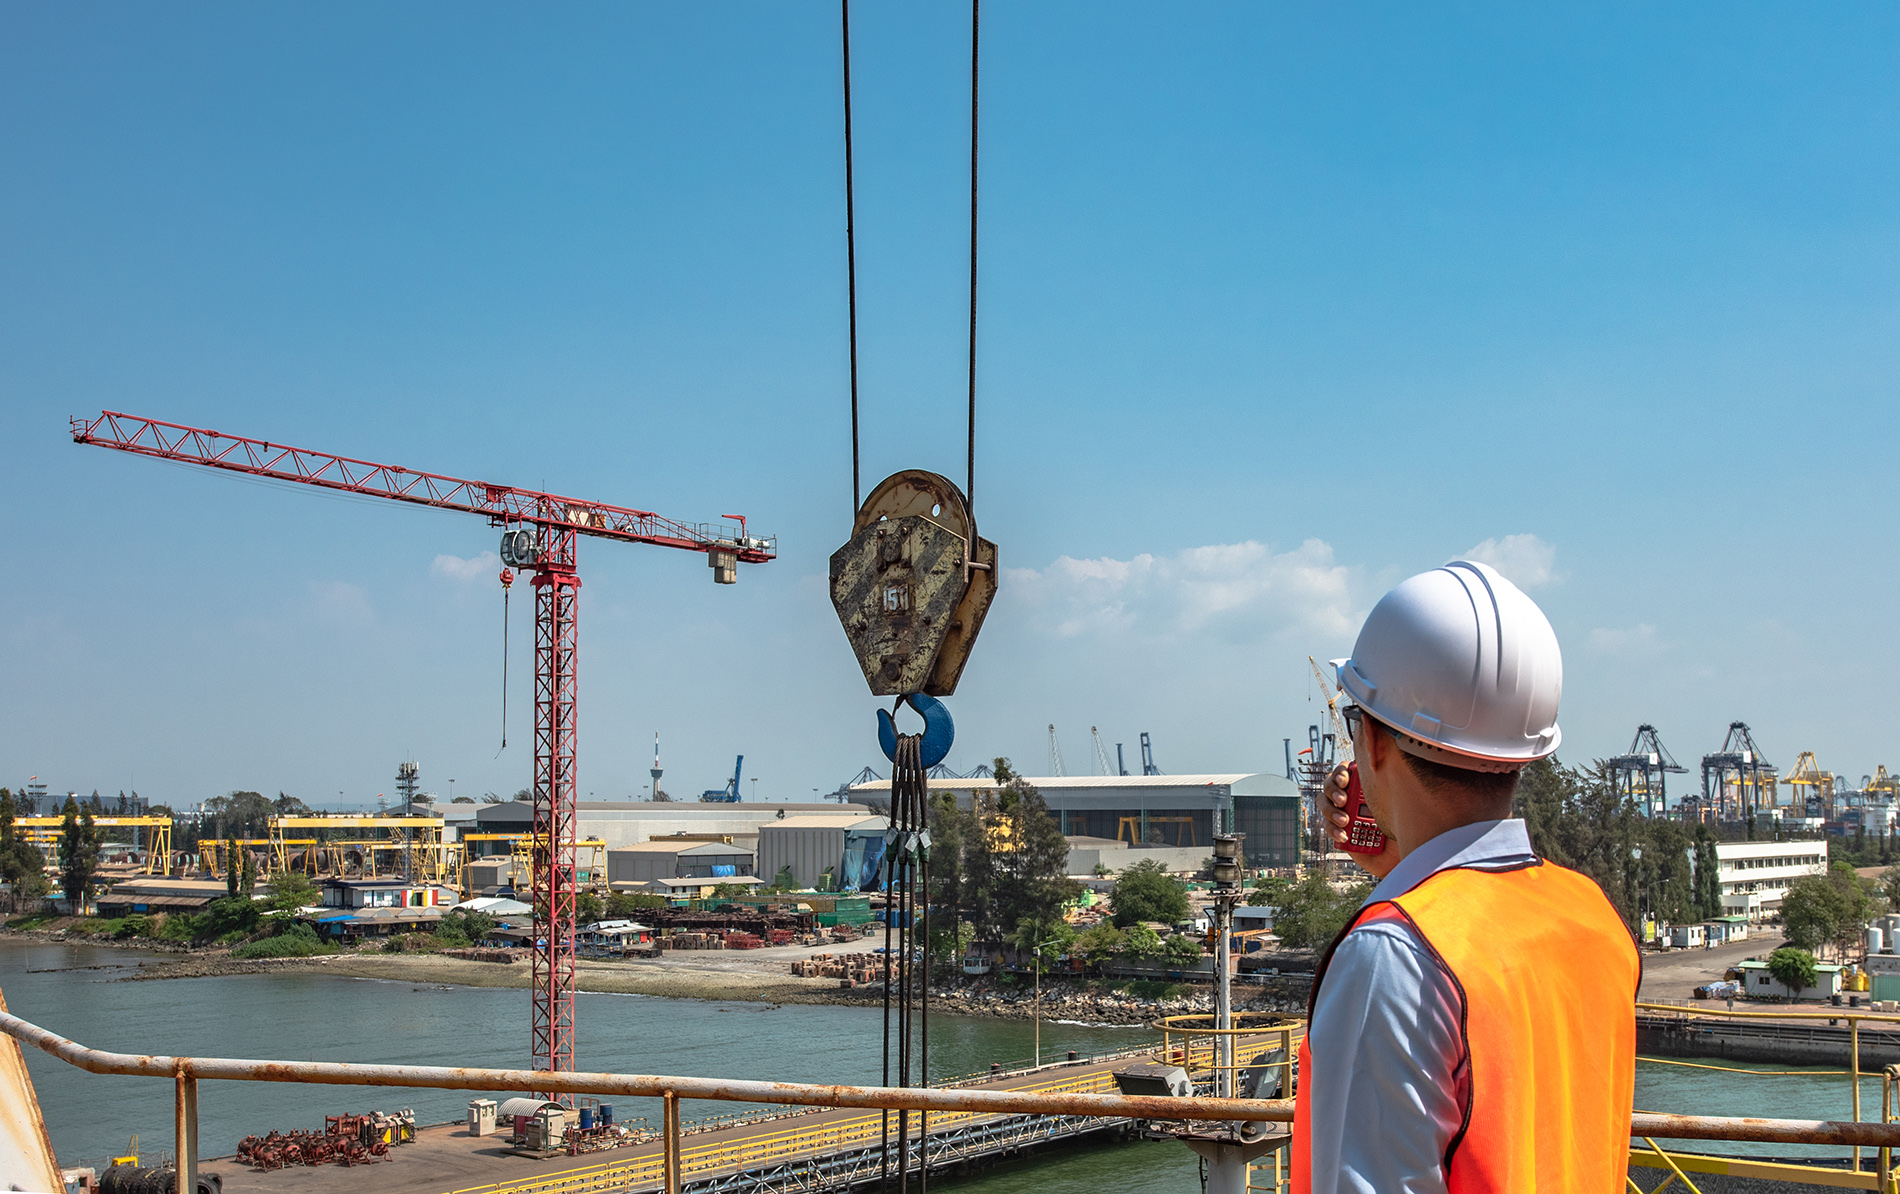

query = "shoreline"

[1,925,1310,1025]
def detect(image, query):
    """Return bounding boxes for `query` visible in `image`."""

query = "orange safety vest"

[1291,861,1638,1193]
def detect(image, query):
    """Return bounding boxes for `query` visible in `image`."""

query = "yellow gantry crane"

[268,815,452,884]
[16,816,174,875]
[1781,752,1837,820]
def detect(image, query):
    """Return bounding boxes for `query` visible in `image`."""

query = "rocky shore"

[2,921,1313,1025]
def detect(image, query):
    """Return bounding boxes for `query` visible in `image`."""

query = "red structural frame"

[72,411,773,1090]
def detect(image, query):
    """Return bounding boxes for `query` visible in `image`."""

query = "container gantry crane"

[71,410,774,1089]
[1607,725,1689,817]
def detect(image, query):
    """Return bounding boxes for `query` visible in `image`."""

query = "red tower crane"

[71,410,774,1086]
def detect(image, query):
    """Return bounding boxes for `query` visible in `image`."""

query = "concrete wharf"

[211,1031,1297,1194]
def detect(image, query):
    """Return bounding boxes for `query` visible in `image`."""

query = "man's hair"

[1391,739,1522,807]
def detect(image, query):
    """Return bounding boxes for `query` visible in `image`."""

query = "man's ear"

[1362,719,1389,772]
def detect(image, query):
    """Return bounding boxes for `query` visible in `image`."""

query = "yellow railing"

[447,1067,1127,1194]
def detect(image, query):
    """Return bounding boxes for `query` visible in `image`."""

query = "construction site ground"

[208,1048,1169,1194]
[1638,931,1789,1003]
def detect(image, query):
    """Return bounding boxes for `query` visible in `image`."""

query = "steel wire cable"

[842,0,861,516]
[840,0,981,515]
[965,0,979,512]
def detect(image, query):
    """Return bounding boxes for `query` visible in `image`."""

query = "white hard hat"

[1334,560,1561,772]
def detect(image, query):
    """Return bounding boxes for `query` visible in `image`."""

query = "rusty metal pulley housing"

[829,470,997,696]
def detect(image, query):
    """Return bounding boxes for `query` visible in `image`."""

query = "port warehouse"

[852,773,1305,869]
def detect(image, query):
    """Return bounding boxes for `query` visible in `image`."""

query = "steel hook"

[877,693,954,770]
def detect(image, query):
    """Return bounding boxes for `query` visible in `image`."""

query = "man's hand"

[1326,763,1401,879]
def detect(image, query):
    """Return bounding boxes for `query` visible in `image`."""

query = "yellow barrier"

[446,1067,1129,1194]
[1629,1143,1889,1192]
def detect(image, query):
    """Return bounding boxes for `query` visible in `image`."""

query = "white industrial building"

[852,773,1304,868]
[471,801,872,856]
[1716,840,1828,922]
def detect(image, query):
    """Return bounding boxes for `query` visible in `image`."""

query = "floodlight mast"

[72,410,775,1092]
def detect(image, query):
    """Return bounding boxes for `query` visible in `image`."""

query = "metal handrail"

[9,1008,1900,1194]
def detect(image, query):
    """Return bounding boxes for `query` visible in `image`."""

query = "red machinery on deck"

[72,411,774,1089]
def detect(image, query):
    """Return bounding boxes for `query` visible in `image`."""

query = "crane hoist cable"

[497,567,513,757]
[836,8,982,1193]
[841,0,980,515]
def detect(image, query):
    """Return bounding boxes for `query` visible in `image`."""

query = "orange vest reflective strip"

[1291,862,1638,1193]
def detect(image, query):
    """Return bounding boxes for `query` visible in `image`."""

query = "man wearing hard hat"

[1291,561,1638,1192]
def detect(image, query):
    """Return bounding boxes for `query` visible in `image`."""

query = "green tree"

[926,791,979,963]
[1162,933,1204,964]
[1823,862,1873,958]
[240,849,257,897]
[206,791,274,839]
[1072,923,1126,973]
[708,883,748,901]
[1767,947,1819,996]
[59,797,103,912]
[606,891,667,918]
[225,837,241,898]
[1250,871,1373,950]
[0,789,48,898]
[268,871,317,911]
[1109,859,1191,927]
[964,760,1078,946]
[1121,923,1166,961]
[436,908,497,946]
[1781,873,1847,954]
[1693,830,1722,921]
[1010,918,1075,972]
[576,892,605,923]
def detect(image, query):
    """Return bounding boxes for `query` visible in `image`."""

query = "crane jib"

[71,411,773,561]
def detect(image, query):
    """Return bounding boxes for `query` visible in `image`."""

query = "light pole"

[1031,935,1063,1068]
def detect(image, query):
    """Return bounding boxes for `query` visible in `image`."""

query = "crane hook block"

[878,694,955,769]
[830,470,998,696]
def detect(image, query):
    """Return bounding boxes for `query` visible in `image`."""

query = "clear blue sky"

[4,4,1896,809]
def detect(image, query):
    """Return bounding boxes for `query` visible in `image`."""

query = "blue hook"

[877,693,955,770]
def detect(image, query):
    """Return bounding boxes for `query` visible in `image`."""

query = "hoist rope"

[496,582,510,758]
[839,0,981,516]
[965,0,979,513]
[842,0,862,517]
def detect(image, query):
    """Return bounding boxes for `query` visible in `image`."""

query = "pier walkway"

[215,1029,1298,1194]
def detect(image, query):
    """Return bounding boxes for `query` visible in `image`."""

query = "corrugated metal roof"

[762,814,886,829]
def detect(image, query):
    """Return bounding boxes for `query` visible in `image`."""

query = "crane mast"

[73,410,774,1091]
[1307,656,1353,763]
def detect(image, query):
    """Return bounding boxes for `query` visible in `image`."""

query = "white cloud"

[432,551,501,582]
[1587,623,1661,658]
[1459,533,1557,589]
[1006,538,1359,643]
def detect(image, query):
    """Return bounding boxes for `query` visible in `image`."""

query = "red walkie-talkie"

[1340,761,1386,854]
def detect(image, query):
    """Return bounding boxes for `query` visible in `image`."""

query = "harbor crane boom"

[72,410,775,1089]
